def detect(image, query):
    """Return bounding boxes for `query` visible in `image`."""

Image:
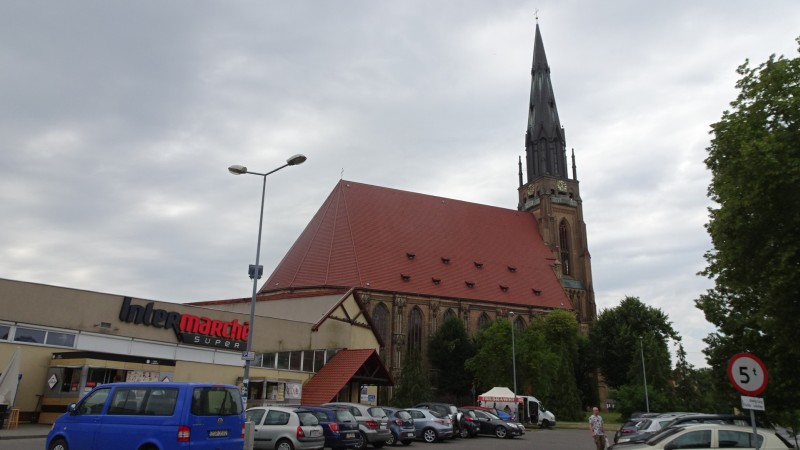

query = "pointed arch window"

[442,308,456,325]
[477,313,490,330]
[408,307,423,353]
[372,303,389,350]
[514,316,526,333]
[559,219,572,276]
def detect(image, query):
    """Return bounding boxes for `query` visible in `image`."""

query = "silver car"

[323,402,391,449]
[405,408,454,443]
[246,406,325,450]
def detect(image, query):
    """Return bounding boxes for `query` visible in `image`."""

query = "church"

[195,22,596,388]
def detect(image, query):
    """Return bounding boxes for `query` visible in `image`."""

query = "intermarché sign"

[119,297,248,350]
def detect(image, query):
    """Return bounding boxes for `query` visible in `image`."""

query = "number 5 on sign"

[727,353,768,396]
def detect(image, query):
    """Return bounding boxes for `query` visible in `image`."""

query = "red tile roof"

[262,180,570,310]
[302,349,391,405]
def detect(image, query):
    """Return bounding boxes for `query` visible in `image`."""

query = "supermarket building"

[0,278,390,424]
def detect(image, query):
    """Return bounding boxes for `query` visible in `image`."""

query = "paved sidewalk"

[0,424,51,440]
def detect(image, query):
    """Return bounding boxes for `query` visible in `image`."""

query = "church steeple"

[525,23,568,182]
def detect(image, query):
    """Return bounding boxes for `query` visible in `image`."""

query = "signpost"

[727,353,768,450]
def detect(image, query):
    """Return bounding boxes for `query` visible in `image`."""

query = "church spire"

[525,22,568,183]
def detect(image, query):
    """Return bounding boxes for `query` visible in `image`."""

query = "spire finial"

[534,9,539,23]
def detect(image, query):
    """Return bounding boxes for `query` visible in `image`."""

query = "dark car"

[414,402,463,439]
[380,406,416,446]
[614,418,645,443]
[298,405,361,450]
[459,408,523,439]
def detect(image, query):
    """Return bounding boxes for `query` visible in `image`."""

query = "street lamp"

[639,336,650,413]
[228,153,307,407]
[509,312,518,401]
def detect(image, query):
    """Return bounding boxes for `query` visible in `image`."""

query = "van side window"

[142,389,178,416]
[191,387,242,416]
[79,388,111,415]
[108,388,179,416]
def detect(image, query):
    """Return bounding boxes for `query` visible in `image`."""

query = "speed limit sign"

[727,353,768,396]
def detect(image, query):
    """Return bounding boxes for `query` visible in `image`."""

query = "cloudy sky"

[2,1,798,368]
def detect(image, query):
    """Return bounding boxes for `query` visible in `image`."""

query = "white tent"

[0,347,21,406]
[477,386,520,403]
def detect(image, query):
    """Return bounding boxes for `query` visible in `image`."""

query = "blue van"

[46,382,244,450]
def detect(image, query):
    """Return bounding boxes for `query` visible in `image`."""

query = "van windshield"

[191,386,242,416]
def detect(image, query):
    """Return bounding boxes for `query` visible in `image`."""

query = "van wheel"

[495,425,508,439]
[540,419,551,429]
[276,438,294,450]
[422,428,438,443]
[49,439,69,450]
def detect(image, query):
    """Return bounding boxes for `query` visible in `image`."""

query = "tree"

[590,296,680,390]
[465,319,514,392]
[390,350,431,407]
[696,38,800,426]
[427,316,475,404]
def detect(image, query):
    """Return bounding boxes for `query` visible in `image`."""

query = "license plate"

[345,433,355,439]
[208,429,228,438]
[310,429,322,437]
[405,432,415,438]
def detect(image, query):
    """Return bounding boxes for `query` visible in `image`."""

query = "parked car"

[296,405,361,450]
[323,402,391,449]
[414,402,463,439]
[405,408,454,443]
[455,409,480,438]
[614,418,645,443]
[462,405,513,421]
[617,423,794,450]
[380,406,416,446]
[246,406,325,450]
[612,414,689,446]
[459,408,524,439]
[46,382,244,450]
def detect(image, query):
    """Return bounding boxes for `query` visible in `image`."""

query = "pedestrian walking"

[589,407,606,450]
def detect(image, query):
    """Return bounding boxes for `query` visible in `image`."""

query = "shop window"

[277,352,290,370]
[261,352,276,369]
[302,351,313,372]
[61,367,81,393]
[87,368,127,385]
[289,352,302,371]
[0,324,9,340]
[14,327,46,344]
[12,326,75,347]
[46,331,76,347]
[313,350,325,372]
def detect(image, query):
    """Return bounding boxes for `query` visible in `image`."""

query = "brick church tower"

[517,23,596,331]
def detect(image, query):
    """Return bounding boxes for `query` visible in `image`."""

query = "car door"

[471,410,493,434]
[65,387,112,450]
[661,429,711,449]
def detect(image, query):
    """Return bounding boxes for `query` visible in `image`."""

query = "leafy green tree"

[696,38,800,427]
[390,350,431,407]
[427,316,476,404]
[465,319,513,392]
[531,310,584,420]
[589,296,680,390]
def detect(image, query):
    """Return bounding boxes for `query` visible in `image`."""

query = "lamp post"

[509,311,518,415]
[639,336,650,413]
[228,154,307,408]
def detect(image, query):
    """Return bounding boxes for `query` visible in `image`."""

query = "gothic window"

[477,313,490,330]
[372,303,389,350]
[514,316,526,332]
[559,219,572,276]
[442,308,456,324]
[407,307,423,353]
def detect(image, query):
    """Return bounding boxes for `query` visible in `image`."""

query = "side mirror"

[67,403,78,415]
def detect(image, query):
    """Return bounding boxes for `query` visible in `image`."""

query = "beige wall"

[0,343,53,413]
